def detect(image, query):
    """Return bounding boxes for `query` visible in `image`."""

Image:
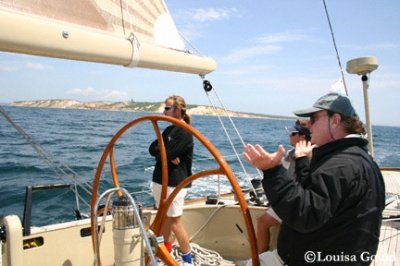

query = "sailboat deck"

[374,221,400,265]
[373,169,400,265]
[383,168,400,195]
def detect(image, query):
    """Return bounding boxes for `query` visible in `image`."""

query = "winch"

[112,195,143,266]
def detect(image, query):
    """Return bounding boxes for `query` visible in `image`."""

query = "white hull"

[2,204,267,265]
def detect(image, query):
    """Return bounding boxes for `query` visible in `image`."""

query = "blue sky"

[1,0,399,126]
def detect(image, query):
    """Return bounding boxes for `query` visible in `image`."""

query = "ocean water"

[1,106,399,226]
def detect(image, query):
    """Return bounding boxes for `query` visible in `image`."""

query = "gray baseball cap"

[293,92,357,117]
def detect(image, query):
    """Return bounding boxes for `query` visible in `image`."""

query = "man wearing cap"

[243,92,385,265]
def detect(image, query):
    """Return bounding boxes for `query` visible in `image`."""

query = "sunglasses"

[164,105,176,111]
[290,132,299,137]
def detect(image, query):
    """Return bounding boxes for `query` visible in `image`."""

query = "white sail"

[0,0,216,75]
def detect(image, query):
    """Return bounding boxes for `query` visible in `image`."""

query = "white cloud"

[175,7,241,41]
[221,45,281,64]
[222,64,276,75]
[67,87,96,96]
[26,62,48,70]
[66,87,128,100]
[344,42,400,51]
[0,64,17,71]
[220,31,310,64]
[103,90,128,99]
[187,8,240,22]
[0,59,49,71]
[256,32,308,44]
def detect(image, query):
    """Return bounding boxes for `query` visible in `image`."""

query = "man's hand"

[295,140,315,158]
[243,144,285,170]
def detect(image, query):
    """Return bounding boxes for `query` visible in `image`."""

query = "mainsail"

[0,0,216,75]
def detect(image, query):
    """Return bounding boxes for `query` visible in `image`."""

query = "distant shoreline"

[9,99,294,120]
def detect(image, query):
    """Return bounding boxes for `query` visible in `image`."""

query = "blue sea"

[1,106,399,226]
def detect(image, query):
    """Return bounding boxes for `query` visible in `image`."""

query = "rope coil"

[166,243,236,266]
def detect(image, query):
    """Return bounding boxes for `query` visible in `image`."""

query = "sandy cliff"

[11,99,289,119]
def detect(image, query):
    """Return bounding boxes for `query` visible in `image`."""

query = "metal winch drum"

[112,195,143,266]
[112,195,142,230]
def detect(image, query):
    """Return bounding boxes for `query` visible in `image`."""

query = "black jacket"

[149,124,193,188]
[262,137,385,265]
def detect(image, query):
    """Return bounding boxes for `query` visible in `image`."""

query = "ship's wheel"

[90,115,259,266]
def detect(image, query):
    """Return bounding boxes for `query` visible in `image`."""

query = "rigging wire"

[0,105,93,212]
[199,76,264,189]
[179,32,202,55]
[322,0,349,96]
[178,24,265,193]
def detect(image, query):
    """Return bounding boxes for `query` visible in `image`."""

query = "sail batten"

[0,0,216,75]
